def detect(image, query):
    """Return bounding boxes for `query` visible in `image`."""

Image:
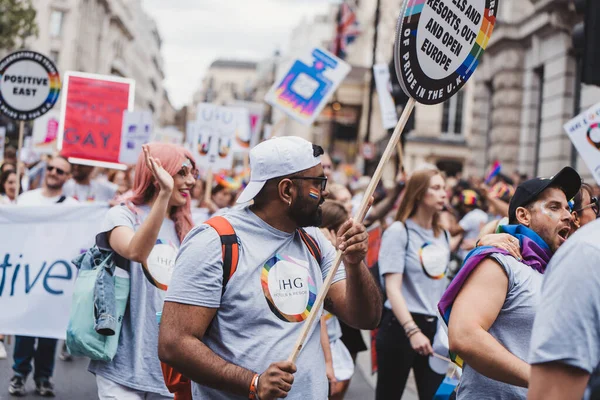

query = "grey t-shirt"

[89,205,180,397]
[165,206,346,400]
[378,220,450,316]
[457,253,543,400]
[63,179,118,202]
[530,220,600,374]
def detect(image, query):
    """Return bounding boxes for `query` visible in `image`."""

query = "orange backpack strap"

[298,228,322,266]
[205,216,240,293]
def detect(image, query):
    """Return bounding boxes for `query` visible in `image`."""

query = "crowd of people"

[0,136,599,400]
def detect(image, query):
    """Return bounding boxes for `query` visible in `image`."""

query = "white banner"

[119,110,153,165]
[0,204,108,339]
[373,64,398,130]
[564,102,600,185]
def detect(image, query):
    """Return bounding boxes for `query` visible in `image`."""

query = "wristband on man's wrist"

[249,373,260,400]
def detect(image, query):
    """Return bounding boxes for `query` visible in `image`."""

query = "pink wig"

[128,143,195,242]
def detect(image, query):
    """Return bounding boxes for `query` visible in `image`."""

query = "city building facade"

[20,0,168,122]
[467,0,600,182]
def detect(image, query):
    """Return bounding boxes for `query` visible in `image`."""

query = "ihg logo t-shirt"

[165,207,346,400]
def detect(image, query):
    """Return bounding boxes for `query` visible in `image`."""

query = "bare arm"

[364,183,404,227]
[448,258,530,387]
[108,192,170,263]
[385,273,433,355]
[108,145,173,264]
[320,315,336,382]
[158,302,295,399]
[385,273,413,329]
[325,261,381,330]
[528,363,589,400]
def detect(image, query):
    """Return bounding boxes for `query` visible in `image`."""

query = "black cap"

[508,167,582,223]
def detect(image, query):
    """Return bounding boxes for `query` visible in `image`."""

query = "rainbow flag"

[437,225,552,367]
[484,161,502,184]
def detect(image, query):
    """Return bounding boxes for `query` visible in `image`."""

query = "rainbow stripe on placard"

[46,71,61,105]
[404,0,426,17]
[403,0,497,81]
[457,7,496,81]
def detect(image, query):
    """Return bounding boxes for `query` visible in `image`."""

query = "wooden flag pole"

[15,121,25,197]
[432,353,452,363]
[288,97,416,363]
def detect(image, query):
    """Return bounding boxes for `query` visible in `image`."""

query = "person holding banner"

[375,168,450,400]
[159,136,381,400]
[62,163,118,202]
[0,169,19,204]
[17,156,77,205]
[439,167,581,399]
[89,143,197,399]
[8,156,77,397]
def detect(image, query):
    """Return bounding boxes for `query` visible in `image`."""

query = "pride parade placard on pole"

[287,0,499,363]
[57,72,135,169]
[193,103,238,172]
[394,0,497,104]
[564,102,600,185]
[265,47,351,126]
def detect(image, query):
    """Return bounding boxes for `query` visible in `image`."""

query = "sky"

[142,0,336,109]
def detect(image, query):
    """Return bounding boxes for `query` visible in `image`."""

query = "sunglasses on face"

[47,166,67,176]
[575,196,600,217]
[289,176,328,191]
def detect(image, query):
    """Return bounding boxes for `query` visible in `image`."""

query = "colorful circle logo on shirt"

[587,122,600,150]
[419,242,450,279]
[261,254,317,323]
[394,0,498,104]
[142,239,178,291]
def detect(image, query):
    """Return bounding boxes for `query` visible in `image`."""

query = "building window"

[50,51,59,64]
[49,10,65,37]
[441,89,465,136]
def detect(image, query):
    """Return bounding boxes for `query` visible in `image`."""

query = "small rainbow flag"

[484,161,502,184]
[309,188,320,199]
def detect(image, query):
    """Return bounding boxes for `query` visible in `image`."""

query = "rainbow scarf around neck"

[437,225,552,366]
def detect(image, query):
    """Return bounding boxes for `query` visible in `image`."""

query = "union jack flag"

[332,1,361,59]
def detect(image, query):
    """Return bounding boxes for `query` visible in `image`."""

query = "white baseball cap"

[236,136,322,204]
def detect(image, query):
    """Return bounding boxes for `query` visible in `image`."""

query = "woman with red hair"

[90,143,197,399]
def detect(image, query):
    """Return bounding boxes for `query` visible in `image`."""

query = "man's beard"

[289,192,323,228]
[45,178,62,190]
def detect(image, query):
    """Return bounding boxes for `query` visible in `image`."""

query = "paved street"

[0,336,420,400]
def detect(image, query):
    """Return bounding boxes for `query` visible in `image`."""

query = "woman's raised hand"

[143,144,174,194]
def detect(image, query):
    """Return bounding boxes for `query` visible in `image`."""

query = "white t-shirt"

[17,189,78,205]
[458,208,489,259]
[62,179,118,202]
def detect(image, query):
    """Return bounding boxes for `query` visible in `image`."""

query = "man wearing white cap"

[159,136,382,400]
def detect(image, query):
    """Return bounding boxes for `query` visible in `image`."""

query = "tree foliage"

[0,0,38,50]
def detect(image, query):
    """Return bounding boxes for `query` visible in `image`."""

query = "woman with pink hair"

[90,143,197,399]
